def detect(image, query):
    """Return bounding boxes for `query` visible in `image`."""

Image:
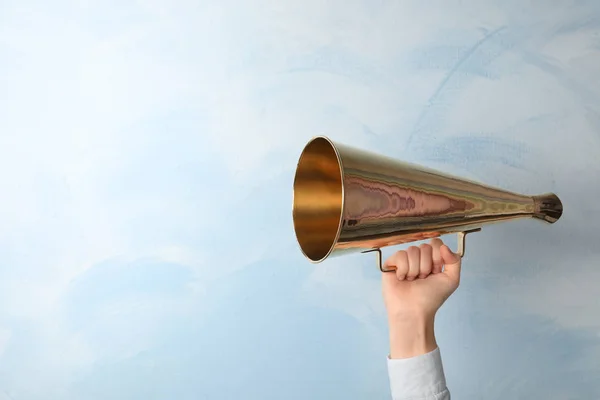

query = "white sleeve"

[387,347,450,400]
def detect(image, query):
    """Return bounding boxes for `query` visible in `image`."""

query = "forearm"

[386,314,449,400]
[388,314,437,359]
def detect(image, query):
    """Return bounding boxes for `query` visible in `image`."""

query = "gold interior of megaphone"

[292,137,344,262]
[292,136,562,269]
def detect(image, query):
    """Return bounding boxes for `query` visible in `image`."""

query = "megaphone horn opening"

[292,136,344,263]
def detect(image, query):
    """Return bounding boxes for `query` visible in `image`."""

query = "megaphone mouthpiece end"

[533,193,563,223]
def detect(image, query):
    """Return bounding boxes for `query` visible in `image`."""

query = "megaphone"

[292,136,562,272]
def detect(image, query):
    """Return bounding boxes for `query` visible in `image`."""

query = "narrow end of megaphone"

[532,193,563,223]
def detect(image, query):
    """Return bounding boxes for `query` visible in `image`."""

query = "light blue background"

[1,1,599,399]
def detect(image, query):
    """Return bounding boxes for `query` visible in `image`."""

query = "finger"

[381,266,399,289]
[391,251,409,281]
[440,245,462,283]
[419,244,433,278]
[382,254,400,290]
[382,254,397,273]
[406,246,420,281]
[430,238,443,273]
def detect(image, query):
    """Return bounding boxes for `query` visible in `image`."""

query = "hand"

[382,238,462,358]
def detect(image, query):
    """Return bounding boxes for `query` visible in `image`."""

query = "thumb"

[440,245,461,282]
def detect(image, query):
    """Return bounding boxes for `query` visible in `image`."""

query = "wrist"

[388,314,437,359]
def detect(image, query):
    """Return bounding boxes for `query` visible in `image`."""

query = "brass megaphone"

[292,136,562,271]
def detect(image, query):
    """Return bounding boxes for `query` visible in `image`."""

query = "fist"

[382,238,462,320]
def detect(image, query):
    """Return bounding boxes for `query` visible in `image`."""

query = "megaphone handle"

[362,248,390,273]
[456,228,482,258]
[363,228,482,273]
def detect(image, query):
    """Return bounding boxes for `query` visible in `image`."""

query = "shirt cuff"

[387,347,448,400]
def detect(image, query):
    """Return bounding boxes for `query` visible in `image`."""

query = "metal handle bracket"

[456,228,482,258]
[361,248,393,273]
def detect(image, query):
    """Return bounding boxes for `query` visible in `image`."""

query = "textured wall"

[1,1,599,399]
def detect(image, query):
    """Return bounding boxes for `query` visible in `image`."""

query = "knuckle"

[419,244,433,255]
[397,251,408,263]
[394,257,408,271]
[394,250,407,261]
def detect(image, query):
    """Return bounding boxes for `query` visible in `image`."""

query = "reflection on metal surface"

[292,136,563,264]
